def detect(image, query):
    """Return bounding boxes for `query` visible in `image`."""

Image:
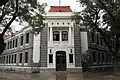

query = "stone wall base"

[0,66,83,73]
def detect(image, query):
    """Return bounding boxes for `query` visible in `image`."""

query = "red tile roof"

[49,6,72,12]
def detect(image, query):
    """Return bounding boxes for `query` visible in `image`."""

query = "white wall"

[80,32,88,53]
[33,33,40,63]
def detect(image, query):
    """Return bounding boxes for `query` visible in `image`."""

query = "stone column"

[69,27,72,44]
[50,27,53,44]
[60,31,62,41]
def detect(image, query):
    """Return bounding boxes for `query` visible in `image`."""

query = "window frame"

[62,31,68,41]
[53,31,60,41]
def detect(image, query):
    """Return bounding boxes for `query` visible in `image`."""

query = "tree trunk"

[113,52,119,73]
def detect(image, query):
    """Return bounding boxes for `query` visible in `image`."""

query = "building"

[0,6,114,72]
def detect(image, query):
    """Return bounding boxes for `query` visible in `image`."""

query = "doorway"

[56,51,66,71]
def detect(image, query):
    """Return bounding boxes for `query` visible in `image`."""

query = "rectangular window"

[62,31,68,41]
[53,31,59,41]
[97,35,99,45]
[12,40,15,48]
[70,49,72,53]
[93,52,96,62]
[6,56,8,63]
[49,54,53,63]
[69,54,73,63]
[9,55,11,63]
[102,53,104,62]
[20,36,23,46]
[15,38,18,47]
[10,41,12,49]
[19,53,22,63]
[25,52,28,63]
[26,33,29,44]
[100,37,103,46]
[11,55,14,63]
[14,54,16,63]
[7,42,9,49]
[91,32,94,43]
[98,53,101,62]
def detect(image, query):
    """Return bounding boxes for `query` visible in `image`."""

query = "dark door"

[56,51,66,71]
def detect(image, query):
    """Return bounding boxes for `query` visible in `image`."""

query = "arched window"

[62,31,68,41]
[53,31,60,41]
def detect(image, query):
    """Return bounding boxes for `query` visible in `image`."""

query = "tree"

[0,0,46,54]
[72,0,120,72]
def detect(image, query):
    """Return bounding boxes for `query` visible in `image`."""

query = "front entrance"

[56,51,66,71]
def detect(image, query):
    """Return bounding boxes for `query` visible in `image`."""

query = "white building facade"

[0,6,112,72]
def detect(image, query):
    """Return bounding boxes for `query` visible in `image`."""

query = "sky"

[11,0,83,31]
[39,0,83,12]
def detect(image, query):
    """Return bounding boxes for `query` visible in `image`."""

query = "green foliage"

[0,0,47,34]
[74,0,120,72]
[82,51,91,72]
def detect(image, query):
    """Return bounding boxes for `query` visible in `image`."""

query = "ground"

[0,71,120,80]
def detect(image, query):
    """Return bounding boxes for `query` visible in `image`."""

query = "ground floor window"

[9,55,11,63]
[25,52,28,63]
[19,53,22,63]
[92,52,96,62]
[11,55,14,63]
[69,54,73,63]
[14,54,16,63]
[49,54,53,63]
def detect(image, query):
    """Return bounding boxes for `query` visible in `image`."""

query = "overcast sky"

[40,0,83,12]
[12,0,83,31]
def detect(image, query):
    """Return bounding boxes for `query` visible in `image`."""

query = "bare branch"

[2,0,19,36]
[97,0,116,21]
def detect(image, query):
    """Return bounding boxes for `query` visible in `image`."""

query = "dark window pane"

[11,55,14,63]
[8,42,9,49]
[6,56,8,63]
[98,53,101,62]
[12,40,15,48]
[10,41,12,49]
[102,53,104,62]
[25,52,28,63]
[69,54,73,63]
[15,38,18,47]
[100,37,103,46]
[26,33,29,43]
[91,32,94,43]
[97,35,99,45]
[19,53,22,63]
[20,36,23,46]
[93,52,96,62]
[62,31,68,41]
[14,54,16,63]
[49,54,53,63]
[53,31,59,41]
[9,55,11,63]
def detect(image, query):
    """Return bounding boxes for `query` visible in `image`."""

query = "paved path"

[0,71,120,80]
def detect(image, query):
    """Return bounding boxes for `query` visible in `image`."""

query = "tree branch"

[1,0,19,36]
[97,0,116,21]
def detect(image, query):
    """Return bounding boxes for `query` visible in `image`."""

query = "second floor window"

[15,38,18,47]
[20,36,23,46]
[53,31,59,41]
[62,31,68,41]
[26,33,29,44]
